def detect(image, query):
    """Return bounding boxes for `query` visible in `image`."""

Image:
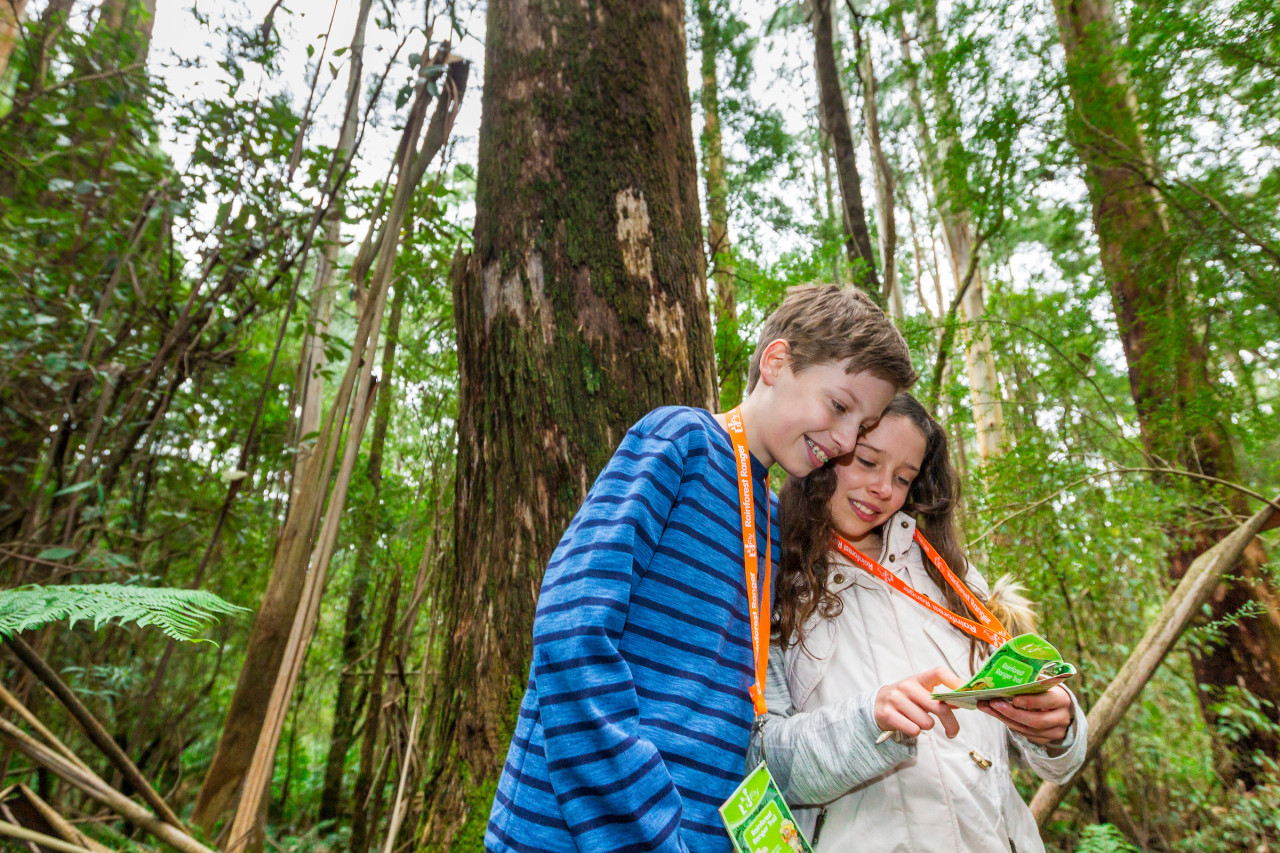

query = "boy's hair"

[746,284,917,392]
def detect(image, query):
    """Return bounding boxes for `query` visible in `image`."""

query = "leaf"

[395,83,413,110]
[36,547,77,561]
[408,52,422,68]
[48,178,75,192]
[0,584,250,643]
[333,46,348,56]
[52,480,95,497]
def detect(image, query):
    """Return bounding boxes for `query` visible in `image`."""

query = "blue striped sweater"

[486,406,779,853]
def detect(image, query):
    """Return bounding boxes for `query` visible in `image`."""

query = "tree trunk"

[697,0,739,410]
[0,0,27,83]
[317,280,405,825]
[1052,0,1280,782]
[851,15,901,320]
[899,6,1008,457]
[421,0,717,841]
[348,575,400,853]
[190,2,372,828]
[813,0,882,300]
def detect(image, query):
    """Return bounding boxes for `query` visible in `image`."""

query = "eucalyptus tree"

[420,0,718,839]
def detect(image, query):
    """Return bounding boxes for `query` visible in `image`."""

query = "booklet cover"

[930,632,1078,711]
[720,762,814,853]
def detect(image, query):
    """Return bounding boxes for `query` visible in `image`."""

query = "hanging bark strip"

[812,0,882,299]
[221,50,469,853]
[1030,498,1278,824]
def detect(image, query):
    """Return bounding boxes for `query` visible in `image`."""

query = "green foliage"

[0,584,248,642]
[1075,824,1138,853]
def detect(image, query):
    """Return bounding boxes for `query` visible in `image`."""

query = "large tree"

[420,0,718,840]
[1052,0,1280,780]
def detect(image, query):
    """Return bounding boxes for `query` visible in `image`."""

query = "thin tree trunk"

[420,0,717,841]
[696,0,739,409]
[189,2,373,829]
[318,278,406,825]
[851,14,901,320]
[1052,0,1280,781]
[813,0,882,299]
[898,6,1008,457]
[349,576,401,853]
[0,0,28,85]
[219,53,468,853]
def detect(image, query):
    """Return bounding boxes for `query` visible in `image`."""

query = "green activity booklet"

[930,632,1078,711]
[720,762,814,853]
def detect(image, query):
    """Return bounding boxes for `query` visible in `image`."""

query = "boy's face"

[757,352,897,478]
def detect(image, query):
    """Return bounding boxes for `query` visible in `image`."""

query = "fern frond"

[0,584,249,642]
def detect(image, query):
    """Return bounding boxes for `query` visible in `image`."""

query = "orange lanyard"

[829,529,1011,647]
[726,407,771,715]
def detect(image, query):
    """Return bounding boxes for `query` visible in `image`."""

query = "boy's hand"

[979,685,1073,745]
[874,667,963,739]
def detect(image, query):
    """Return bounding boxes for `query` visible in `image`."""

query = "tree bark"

[813,0,882,300]
[1052,0,1280,782]
[422,0,717,841]
[696,0,740,410]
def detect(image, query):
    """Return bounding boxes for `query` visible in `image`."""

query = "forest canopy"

[0,0,1277,851]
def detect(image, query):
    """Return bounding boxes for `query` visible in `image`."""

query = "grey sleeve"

[1008,686,1089,784]
[746,644,915,807]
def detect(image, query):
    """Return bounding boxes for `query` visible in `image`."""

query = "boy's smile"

[741,343,898,477]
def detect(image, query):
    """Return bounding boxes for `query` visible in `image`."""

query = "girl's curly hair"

[774,393,982,646]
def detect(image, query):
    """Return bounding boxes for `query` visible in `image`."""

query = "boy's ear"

[757,339,791,387]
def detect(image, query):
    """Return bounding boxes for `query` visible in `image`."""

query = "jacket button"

[901,520,909,528]
[833,574,845,585]
[888,555,895,562]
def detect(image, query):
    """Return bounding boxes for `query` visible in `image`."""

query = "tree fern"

[0,584,248,642]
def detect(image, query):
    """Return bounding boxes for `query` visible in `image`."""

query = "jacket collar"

[826,511,919,594]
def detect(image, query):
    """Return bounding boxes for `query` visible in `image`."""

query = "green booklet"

[930,632,1078,710]
[720,762,814,853]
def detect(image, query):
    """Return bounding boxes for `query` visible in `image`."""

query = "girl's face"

[827,413,927,545]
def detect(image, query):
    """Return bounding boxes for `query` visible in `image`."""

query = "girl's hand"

[874,667,963,739]
[979,686,1073,745]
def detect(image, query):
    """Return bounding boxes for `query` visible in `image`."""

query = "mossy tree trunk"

[421,0,717,841]
[1052,0,1280,782]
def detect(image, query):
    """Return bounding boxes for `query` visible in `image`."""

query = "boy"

[486,285,917,852]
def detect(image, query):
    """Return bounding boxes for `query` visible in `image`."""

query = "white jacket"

[748,511,1087,853]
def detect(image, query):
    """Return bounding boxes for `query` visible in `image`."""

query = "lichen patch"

[615,188,655,282]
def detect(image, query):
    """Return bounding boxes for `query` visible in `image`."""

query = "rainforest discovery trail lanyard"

[726,406,771,715]
[830,529,1012,647]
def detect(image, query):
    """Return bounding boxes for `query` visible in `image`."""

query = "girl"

[748,394,1086,852]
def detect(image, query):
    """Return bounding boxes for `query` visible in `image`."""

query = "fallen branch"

[0,718,215,853]
[1030,497,1279,825]
[3,635,186,830]
[0,818,92,853]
